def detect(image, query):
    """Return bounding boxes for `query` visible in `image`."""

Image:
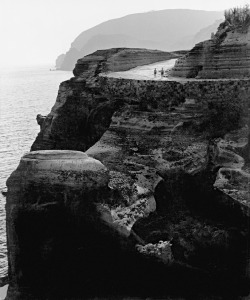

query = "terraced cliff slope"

[171,18,250,78]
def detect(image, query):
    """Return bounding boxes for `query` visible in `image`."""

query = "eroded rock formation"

[73,48,180,77]
[6,48,250,299]
[6,150,113,299]
[6,151,228,299]
[212,127,250,215]
[170,20,250,78]
[86,98,208,231]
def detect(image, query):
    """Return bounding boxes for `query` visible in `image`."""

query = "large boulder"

[5,150,113,299]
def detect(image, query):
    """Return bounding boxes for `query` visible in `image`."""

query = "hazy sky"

[0,0,248,66]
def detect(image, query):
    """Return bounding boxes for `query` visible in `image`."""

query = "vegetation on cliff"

[224,5,250,30]
[171,4,250,78]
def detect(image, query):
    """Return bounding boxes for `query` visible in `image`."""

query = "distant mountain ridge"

[56,9,223,70]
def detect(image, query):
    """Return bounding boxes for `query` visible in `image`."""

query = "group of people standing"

[154,67,164,78]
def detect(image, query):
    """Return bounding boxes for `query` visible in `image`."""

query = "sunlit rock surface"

[170,21,250,78]
[86,99,208,232]
[73,48,179,77]
[212,128,250,215]
[136,240,173,263]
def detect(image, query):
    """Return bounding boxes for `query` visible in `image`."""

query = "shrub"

[224,5,250,30]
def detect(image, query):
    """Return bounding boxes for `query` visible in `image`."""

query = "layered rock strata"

[170,21,250,78]
[86,99,208,231]
[6,48,250,298]
[31,75,250,153]
[73,48,180,77]
[213,127,250,216]
[31,65,250,214]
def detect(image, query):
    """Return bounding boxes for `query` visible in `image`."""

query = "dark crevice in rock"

[131,137,250,297]
[132,165,250,297]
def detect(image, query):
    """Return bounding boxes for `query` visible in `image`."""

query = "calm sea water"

[0,65,72,277]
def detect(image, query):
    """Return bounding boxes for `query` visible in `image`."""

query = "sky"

[0,0,249,66]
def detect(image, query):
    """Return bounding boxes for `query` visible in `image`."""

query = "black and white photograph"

[0,0,250,299]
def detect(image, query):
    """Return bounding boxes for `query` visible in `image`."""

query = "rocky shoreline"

[5,26,250,300]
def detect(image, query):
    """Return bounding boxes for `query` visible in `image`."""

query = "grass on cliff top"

[224,5,250,29]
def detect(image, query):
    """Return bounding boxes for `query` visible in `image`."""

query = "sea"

[0,65,72,278]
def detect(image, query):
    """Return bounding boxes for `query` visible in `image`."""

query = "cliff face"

[32,48,179,152]
[5,150,120,299]
[6,48,250,299]
[55,53,66,69]
[73,48,179,76]
[170,21,250,78]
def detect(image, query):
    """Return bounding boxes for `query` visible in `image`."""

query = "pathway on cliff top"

[103,59,178,81]
[102,59,249,82]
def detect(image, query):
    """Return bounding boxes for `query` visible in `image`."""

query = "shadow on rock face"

[154,170,192,215]
[13,199,249,300]
[131,169,250,299]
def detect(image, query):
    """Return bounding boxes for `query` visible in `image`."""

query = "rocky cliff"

[6,48,250,299]
[73,48,180,76]
[170,19,250,78]
[55,53,66,69]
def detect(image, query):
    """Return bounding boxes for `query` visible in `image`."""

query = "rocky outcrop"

[32,56,250,155]
[6,48,250,298]
[86,98,208,232]
[212,127,250,215]
[55,53,66,69]
[5,150,112,299]
[36,114,46,129]
[170,21,250,78]
[31,48,179,152]
[6,151,229,299]
[73,48,179,77]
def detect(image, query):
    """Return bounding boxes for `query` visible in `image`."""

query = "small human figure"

[154,68,157,77]
[161,67,164,78]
